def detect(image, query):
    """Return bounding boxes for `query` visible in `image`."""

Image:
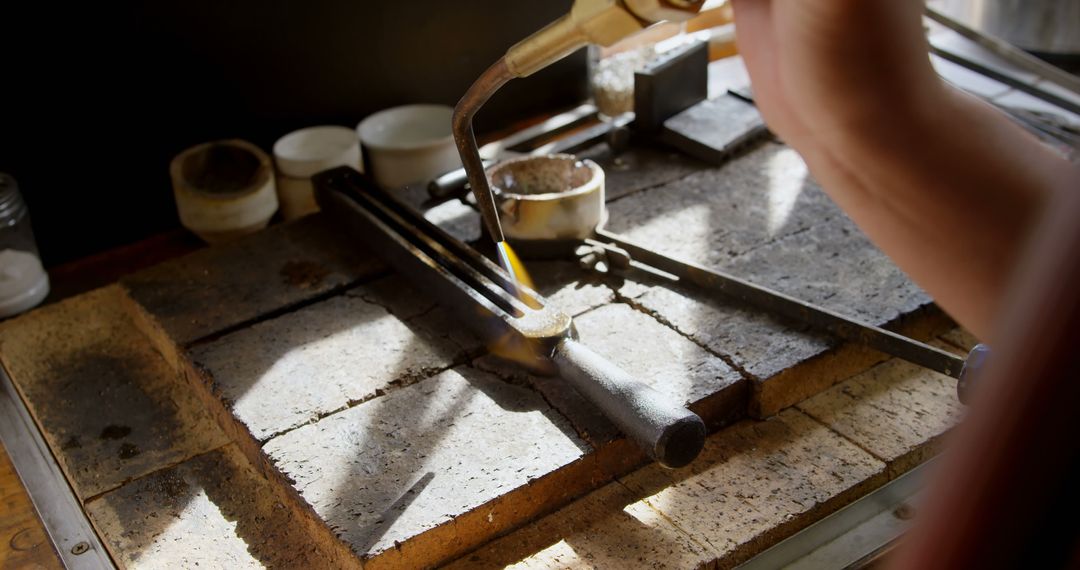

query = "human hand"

[729,0,1075,339]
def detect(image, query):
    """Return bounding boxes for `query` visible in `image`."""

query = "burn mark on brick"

[118,443,141,460]
[280,260,331,290]
[158,472,190,501]
[99,425,132,440]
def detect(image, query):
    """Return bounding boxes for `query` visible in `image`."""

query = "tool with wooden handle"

[315,167,706,468]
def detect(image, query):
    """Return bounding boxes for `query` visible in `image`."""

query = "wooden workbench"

[5,34,1069,566]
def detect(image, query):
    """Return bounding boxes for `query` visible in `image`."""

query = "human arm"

[730,0,1079,340]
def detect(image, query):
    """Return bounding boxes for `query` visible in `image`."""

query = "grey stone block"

[526,260,616,318]
[601,142,935,411]
[719,218,931,325]
[660,94,768,166]
[632,286,832,382]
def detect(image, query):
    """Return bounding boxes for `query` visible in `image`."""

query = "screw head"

[71,541,90,555]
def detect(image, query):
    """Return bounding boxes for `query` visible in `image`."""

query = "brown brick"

[620,409,887,568]
[262,366,593,569]
[122,214,384,345]
[86,444,356,570]
[0,286,228,499]
[458,408,887,569]
[444,481,712,570]
[796,343,964,477]
[941,327,980,352]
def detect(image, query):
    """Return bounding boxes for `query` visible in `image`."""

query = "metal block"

[659,93,769,166]
[633,40,709,133]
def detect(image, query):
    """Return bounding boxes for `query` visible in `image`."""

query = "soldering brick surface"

[526,261,616,318]
[455,408,888,569]
[605,142,840,269]
[262,366,590,568]
[190,279,471,443]
[707,55,752,99]
[0,286,228,499]
[444,481,712,570]
[620,409,886,567]
[122,214,384,345]
[797,341,965,476]
[86,444,354,570]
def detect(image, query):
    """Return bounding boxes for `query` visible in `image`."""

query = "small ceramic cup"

[273,126,362,220]
[486,154,607,242]
[357,104,461,190]
[170,139,278,244]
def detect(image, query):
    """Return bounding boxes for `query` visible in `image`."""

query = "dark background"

[0,2,588,267]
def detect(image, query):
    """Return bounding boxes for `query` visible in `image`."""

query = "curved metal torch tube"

[452,58,515,244]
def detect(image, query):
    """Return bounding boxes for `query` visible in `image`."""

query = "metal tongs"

[315,167,707,468]
[576,229,989,402]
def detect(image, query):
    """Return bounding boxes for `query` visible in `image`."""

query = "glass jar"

[0,173,50,317]
[588,42,659,120]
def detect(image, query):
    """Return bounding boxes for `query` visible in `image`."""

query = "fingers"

[731,0,813,146]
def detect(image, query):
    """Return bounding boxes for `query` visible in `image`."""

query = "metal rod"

[452,58,515,244]
[592,230,967,379]
[930,45,1080,116]
[0,364,115,569]
[479,103,598,158]
[431,117,627,202]
[925,7,1080,96]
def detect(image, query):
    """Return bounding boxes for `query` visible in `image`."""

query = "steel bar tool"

[314,167,707,468]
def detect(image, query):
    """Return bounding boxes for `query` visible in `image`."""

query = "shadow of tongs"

[314,167,706,468]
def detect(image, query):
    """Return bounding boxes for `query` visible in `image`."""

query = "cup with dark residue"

[486,154,606,244]
[170,139,278,244]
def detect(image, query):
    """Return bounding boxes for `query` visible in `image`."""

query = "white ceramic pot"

[357,104,461,190]
[170,139,278,244]
[273,125,362,220]
[487,154,606,242]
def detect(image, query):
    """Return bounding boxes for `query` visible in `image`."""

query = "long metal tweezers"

[583,229,968,380]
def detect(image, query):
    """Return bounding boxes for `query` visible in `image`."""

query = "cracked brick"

[190,282,468,442]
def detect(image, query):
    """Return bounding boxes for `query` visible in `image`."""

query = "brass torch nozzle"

[452,0,705,250]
